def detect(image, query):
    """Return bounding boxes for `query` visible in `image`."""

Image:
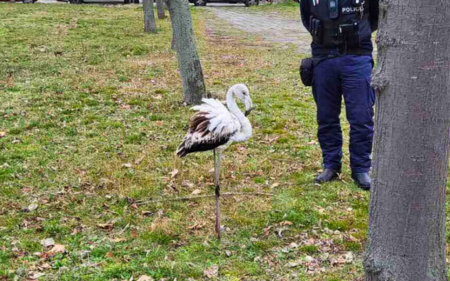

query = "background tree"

[364,0,450,280]
[165,0,206,105]
[156,0,166,19]
[143,0,157,34]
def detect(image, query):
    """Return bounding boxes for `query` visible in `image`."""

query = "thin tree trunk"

[166,0,206,105]
[156,0,166,19]
[363,0,450,280]
[143,0,157,34]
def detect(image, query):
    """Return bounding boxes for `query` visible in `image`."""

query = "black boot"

[315,169,340,184]
[352,172,371,190]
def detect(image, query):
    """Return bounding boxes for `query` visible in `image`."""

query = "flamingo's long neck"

[226,88,252,142]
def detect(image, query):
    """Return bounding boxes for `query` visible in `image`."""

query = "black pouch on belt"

[300,58,314,87]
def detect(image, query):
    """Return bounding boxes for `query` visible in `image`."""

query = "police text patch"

[341,6,364,14]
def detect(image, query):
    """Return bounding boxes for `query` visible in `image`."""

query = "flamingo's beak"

[242,93,254,117]
[244,97,254,117]
[246,107,255,117]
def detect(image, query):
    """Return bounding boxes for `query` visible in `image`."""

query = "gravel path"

[205,5,311,53]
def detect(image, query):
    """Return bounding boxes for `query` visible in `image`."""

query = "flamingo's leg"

[214,149,222,240]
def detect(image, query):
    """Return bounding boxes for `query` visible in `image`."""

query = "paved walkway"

[205,4,311,53]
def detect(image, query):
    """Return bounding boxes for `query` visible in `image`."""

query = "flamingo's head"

[232,84,254,117]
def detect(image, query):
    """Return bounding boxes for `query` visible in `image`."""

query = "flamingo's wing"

[176,98,240,157]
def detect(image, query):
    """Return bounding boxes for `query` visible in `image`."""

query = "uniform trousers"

[312,55,375,173]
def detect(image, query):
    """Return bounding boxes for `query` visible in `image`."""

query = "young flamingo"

[177,84,254,239]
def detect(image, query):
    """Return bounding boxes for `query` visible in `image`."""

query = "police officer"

[300,0,379,190]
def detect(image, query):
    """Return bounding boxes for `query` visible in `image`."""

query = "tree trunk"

[143,0,157,34]
[156,0,166,19]
[166,0,205,105]
[363,0,450,280]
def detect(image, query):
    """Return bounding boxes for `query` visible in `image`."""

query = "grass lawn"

[0,2,449,281]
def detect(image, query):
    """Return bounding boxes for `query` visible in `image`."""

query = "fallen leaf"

[276,227,288,238]
[131,203,138,209]
[134,155,146,165]
[72,226,82,235]
[0,132,6,138]
[263,226,273,236]
[40,238,55,248]
[305,255,315,262]
[204,265,218,279]
[170,169,179,179]
[347,235,358,242]
[266,136,280,144]
[137,275,154,281]
[49,244,66,254]
[191,189,202,195]
[270,183,280,189]
[40,263,51,269]
[122,163,132,168]
[345,251,354,263]
[316,207,326,214]
[105,252,114,258]
[182,180,194,189]
[112,238,127,243]
[285,261,302,268]
[25,203,38,212]
[142,211,153,216]
[29,272,45,280]
[279,221,293,226]
[188,222,206,230]
[237,146,246,152]
[97,223,114,230]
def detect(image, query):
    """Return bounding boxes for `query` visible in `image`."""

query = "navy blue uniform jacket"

[300,0,379,57]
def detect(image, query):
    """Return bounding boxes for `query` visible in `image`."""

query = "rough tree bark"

[143,0,157,34]
[165,0,205,105]
[156,0,166,19]
[364,0,450,280]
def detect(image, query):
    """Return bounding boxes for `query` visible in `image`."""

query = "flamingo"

[177,84,254,239]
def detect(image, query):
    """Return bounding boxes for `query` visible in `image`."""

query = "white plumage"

[199,99,240,136]
[177,84,253,157]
